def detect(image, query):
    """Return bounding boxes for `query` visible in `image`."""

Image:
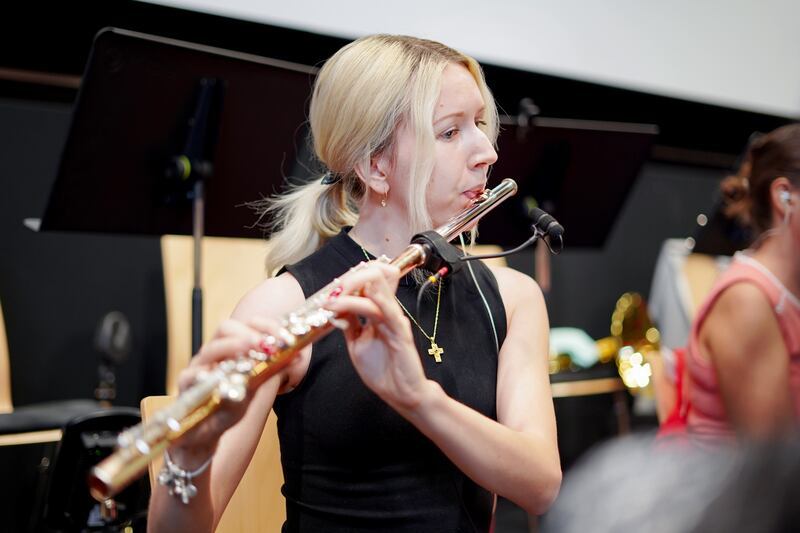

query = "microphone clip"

[410,230,465,276]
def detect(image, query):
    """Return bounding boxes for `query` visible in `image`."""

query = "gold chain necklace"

[359,246,444,363]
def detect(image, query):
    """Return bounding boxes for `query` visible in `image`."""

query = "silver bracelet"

[157,450,213,504]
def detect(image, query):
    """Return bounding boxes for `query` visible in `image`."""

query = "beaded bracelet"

[157,450,213,504]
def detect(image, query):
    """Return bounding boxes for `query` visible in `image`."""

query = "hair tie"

[321,171,342,185]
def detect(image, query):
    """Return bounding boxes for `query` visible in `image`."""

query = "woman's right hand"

[167,316,283,468]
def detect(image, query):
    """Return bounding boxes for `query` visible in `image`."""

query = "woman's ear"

[354,153,391,196]
[771,177,793,210]
[769,177,796,227]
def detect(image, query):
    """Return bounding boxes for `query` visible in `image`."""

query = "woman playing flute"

[148,34,561,532]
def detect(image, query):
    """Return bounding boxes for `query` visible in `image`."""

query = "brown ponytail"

[720,161,752,227]
[721,123,800,234]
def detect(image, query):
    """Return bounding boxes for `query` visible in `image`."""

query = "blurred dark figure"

[543,433,800,533]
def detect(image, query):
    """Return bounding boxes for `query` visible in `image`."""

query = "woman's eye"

[441,128,459,140]
[475,119,487,128]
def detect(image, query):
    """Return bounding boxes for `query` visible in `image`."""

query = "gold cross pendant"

[427,341,444,363]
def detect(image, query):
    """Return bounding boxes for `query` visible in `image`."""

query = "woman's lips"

[463,186,486,200]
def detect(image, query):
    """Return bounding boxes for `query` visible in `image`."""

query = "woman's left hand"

[324,261,431,411]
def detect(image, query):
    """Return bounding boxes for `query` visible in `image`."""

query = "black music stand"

[480,117,658,248]
[38,28,317,355]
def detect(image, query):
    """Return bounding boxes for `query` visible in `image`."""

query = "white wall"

[139,0,800,118]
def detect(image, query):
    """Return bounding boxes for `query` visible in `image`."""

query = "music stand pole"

[165,77,224,355]
[192,180,204,355]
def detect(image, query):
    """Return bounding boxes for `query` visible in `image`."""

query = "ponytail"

[258,177,362,277]
[723,124,800,233]
[720,172,752,228]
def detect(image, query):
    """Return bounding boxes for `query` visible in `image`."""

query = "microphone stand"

[164,78,224,355]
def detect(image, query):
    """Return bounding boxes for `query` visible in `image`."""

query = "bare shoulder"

[701,281,781,361]
[231,271,306,322]
[486,265,545,311]
[706,281,775,331]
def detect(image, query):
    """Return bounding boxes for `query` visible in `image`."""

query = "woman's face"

[392,63,498,228]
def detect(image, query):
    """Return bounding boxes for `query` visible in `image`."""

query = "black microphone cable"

[412,207,564,316]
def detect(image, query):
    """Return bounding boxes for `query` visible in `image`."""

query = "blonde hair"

[260,34,499,276]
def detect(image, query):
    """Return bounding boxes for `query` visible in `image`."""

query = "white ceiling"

[139,0,800,118]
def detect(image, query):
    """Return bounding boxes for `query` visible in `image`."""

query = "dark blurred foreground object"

[0,300,105,531]
[43,408,149,532]
[543,433,800,533]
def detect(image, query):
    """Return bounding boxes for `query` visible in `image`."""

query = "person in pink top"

[684,123,800,444]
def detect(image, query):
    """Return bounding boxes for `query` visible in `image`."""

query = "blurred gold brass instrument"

[548,292,660,391]
[597,292,661,391]
[88,178,518,502]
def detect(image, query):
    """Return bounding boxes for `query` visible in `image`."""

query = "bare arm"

[326,263,561,515]
[148,273,307,532]
[405,266,560,515]
[700,282,794,438]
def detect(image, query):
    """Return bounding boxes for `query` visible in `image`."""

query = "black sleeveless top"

[274,229,507,532]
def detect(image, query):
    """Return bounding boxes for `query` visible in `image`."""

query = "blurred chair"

[1,299,10,416]
[682,252,726,318]
[160,235,271,395]
[159,235,285,531]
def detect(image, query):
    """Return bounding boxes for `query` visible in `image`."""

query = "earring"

[380,191,388,208]
[780,189,793,227]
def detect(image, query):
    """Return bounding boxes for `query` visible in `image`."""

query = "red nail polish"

[259,340,277,354]
[329,286,343,299]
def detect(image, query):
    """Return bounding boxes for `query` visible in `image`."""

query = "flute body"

[88,178,517,502]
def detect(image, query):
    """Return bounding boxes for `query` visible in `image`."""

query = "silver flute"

[88,178,517,502]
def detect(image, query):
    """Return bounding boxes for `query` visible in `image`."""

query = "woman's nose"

[471,130,498,170]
